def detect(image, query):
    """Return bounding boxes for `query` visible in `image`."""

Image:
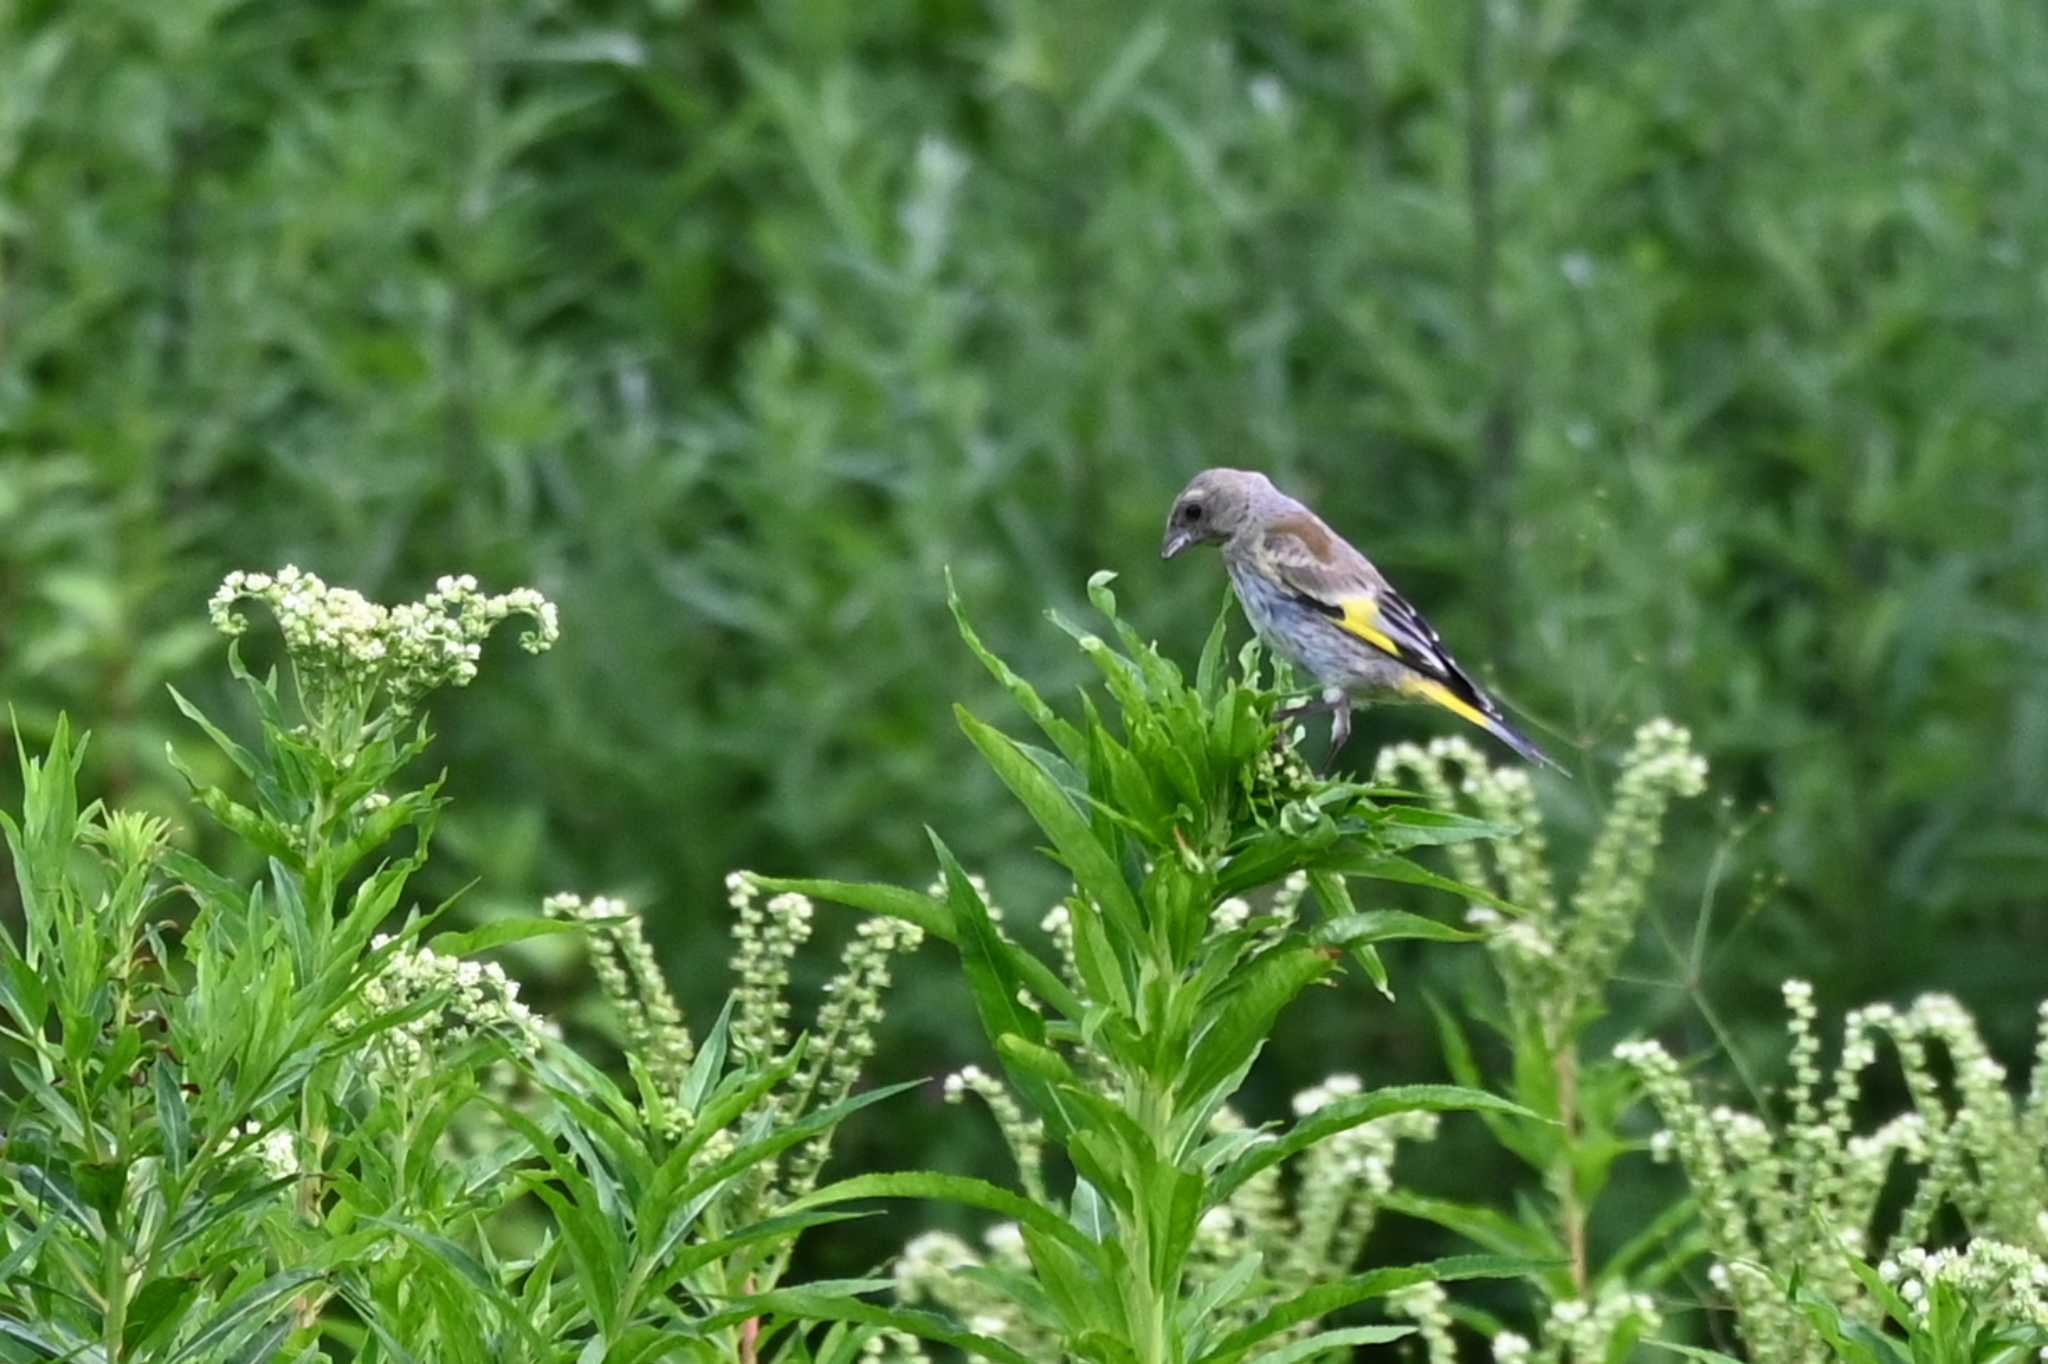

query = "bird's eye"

[1181,503,1204,524]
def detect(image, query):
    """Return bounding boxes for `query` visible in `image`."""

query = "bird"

[1160,468,1564,774]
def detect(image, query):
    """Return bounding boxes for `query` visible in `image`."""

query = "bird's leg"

[1273,689,1344,724]
[1320,698,1353,775]
[1273,688,1354,772]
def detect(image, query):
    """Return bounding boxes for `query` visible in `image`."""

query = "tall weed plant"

[5,0,2045,1085]
[757,574,1542,1362]
[0,570,919,1360]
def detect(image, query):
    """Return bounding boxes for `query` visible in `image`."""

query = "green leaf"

[1212,1085,1542,1201]
[931,831,1080,1142]
[526,1180,625,1337]
[1306,869,1388,998]
[1178,1249,1261,1338]
[750,875,953,944]
[955,705,1144,940]
[154,1059,191,1177]
[366,1219,502,1295]
[1375,805,1517,850]
[1063,889,1134,1017]
[1316,848,1521,912]
[704,1291,1038,1364]
[1423,994,1548,1167]
[1179,946,1334,1102]
[124,1276,202,1357]
[752,874,1084,1021]
[165,685,261,784]
[166,1268,325,1363]
[0,1318,69,1359]
[1245,1325,1416,1364]
[949,569,1088,769]
[1197,1257,1544,1364]
[1021,1222,1118,1340]
[785,1171,1102,1263]
[1313,910,1483,947]
[995,1032,1080,1087]
[1378,1191,1561,1261]
[427,917,581,957]
[1655,1345,1751,1364]
[679,996,736,1115]
[1194,593,1234,704]
[1070,1178,1113,1241]
[641,1211,871,1303]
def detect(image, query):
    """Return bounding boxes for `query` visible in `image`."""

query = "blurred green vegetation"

[4,0,2046,1285]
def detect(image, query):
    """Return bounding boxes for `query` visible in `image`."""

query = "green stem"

[1126,1055,1179,1364]
[1548,1034,1589,1297]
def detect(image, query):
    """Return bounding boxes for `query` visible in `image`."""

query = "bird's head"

[1161,468,1273,559]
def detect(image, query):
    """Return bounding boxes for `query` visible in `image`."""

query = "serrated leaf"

[1245,1325,1416,1364]
[1179,946,1333,1102]
[1211,1086,1542,1201]
[1313,910,1483,947]
[166,1268,324,1363]
[955,705,1144,939]
[751,873,1083,1020]
[427,917,580,957]
[785,1171,1101,1263]
[1376,805,1517,849]
[949,570,1088,768]
[703,1291,1038,1364]
[1197,1256,1545,1363]
[1316,847,1520,912]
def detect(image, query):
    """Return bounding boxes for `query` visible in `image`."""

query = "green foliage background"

[4,0,2046,1280]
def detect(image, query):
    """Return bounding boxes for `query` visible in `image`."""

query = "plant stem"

[1550,1033,1590,1297]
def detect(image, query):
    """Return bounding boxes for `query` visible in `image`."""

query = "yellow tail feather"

[1403,677,1565,775]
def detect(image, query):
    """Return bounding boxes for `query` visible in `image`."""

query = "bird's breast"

[1225,557,1415,699]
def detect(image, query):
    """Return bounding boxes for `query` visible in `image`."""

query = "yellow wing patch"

[1330,597,1401,658]
[1401,676,1492,731]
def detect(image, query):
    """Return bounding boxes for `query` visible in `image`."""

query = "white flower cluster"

[229,1120,300,1182]
[1493,1330,1533,1364]
[546,891,695,1105]
[894,1230,976,1302]
[1618,985,2048,1364]
[1268,871,1309,936]
[1541,1290,1662,1364]
[891,1228,1051,1357]
[727,874,815,1060]
[1210,896,1252,933]
[208,567,559,712]
[1556,719,1705,1012]
[1282,1074,1439,1288]
[1040,902,1074,963]
[1480,1290,1661,1364]
[942,1064,1047,1201]
[1376,721,1706,1045]
[1250,738,1315,799]
[1389,1281,1456,1364]
[1289,1074,1439,1196]
[858,1330,931,1363]
[341,934,550,1089]
[927,870,1000,922]
[781,911,927,1196]
[1290,1072,1364,1117]
[1878,1240,2048,1326]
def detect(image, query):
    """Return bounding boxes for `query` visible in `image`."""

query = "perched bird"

[1161,468,1563,773]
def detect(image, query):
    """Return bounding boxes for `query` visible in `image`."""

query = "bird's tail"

[1402,676,1569,776]
[1481,710,1568,776]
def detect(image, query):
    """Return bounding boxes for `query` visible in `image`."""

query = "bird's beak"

[1161,527,1194,560]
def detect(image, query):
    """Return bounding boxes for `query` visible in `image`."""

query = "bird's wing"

[1258,513,1460,682]
[1259,513,1562,770]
